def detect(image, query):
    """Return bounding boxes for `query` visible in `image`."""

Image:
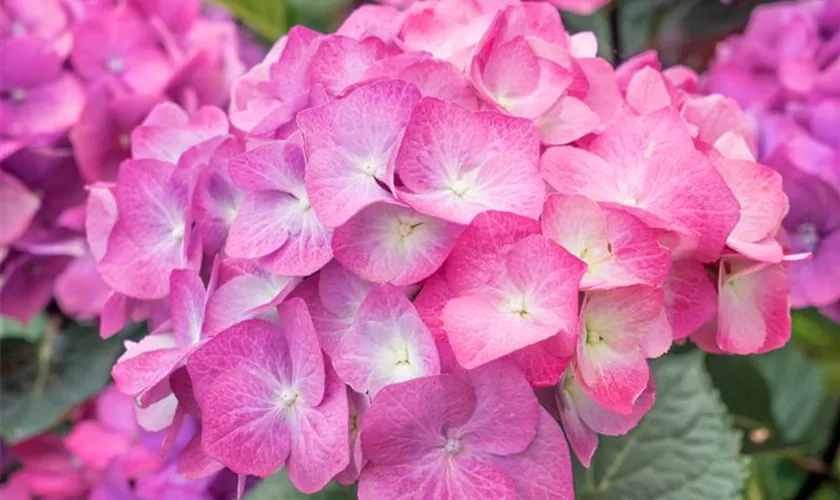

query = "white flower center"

[9,88,27,103]
[796,222,820,252]
[444,437,461,455]
[279,388,300,409]
[107,57,126,73]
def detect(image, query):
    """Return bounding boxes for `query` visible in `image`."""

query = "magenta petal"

[201,367,292,477]
[225,191,291,259]
[278,298,326,406]
[361,374,477,466]
[663,260,718,340]
[488,410,574,499]
[460,360,539,456]
[332,202,464,286]
[358,456,516,500]
[187,320,291,406]
[0,170,40,246]
[170,269,206,347]
[286,365,350,493]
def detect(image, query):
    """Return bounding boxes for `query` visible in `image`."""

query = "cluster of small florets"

[703,0,840,321]
[1,385,243,500]
[87,0,794,497]
[0,0,258,324]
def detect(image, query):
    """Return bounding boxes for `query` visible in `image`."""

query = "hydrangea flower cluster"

[86,0,794,497]
[702,0,840,321]
[0,386,242,499]
[377,0,611,16]
[0,0,259,324]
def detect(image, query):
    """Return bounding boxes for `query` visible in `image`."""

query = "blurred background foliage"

[1,0,838,499]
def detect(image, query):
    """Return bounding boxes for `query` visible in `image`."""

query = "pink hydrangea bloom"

[60,0,798,494]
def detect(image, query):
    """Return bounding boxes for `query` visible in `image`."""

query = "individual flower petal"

[0,170,40,247]
[297,79,421,227]
[715,258,791,354]
[332,202,464,286]
[541,194,671,290]
[395,97,544,224]
[333,284,440,395]
[576,286,662,414]
[130,102,229,164]
[442,235,585,369]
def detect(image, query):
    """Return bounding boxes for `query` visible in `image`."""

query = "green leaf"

[245,473,357,499]
[0,322,138,443]
[212,0,287,42]
[575,351,746,500]
[0,314,49,342]
[752,344,825,444]
[705,354,777,433]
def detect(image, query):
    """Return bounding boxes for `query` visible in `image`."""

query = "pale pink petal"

[717,259,791,354]
[332,202,464,286]
[333,284,440,395]
[225,191,291,259]
[170,269,206,347]
[0,170,40,246]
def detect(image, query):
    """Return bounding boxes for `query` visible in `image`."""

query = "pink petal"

[332,202,464,286]
[542,110,741,262]
[333,284,440,395]
[187,320,292,406]
[225,191,291,259]
[717,259,791,354]
[625,66,672,114]
[414,272,453,341]
[131,103,229,164]
[309,35,387,96]
[201,366,292,476]
[396,97,543,224]
[460,360,540,455]
[0,170,40,246]
[113,158,189,248]
[361,374,477,466]
[715,159,787,262]
[203,267,296,335]
[297,79,421,226]
[170,269,206,347]
[444,210,540,295]
[663,260,718,340]
[278,298,326,406]
[359,456,516,500]
[111,333,181,397]
[64,421,132,470]
[286,365,351,493]
[488,410,574,499]
[228,141,306,195]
